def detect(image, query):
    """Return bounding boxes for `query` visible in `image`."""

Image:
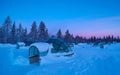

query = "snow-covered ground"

[0,43,120,75]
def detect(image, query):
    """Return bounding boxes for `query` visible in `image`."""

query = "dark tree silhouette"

[38,21,48,42]
[10,22,16,44]
[0,26,4,43]
[28,21,37,42]
[16,23,24,42]
[64,30,72,44]
[22,28,27,43]
[2,16,12,43]
[57,29,62,39]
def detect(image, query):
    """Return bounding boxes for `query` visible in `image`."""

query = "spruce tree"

[74,35,81,44]
[0,26,4,43]
[45,29,49,39]
[57,29,62,39]
[11,22,16,44]
[22,28,27,43]
[64,30,71,44]
[29,21,37,42]
[16,23,24,42]
[38,21,48,41]
[2,16,12,43]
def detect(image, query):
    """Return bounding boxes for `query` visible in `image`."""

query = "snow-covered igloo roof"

[29,43,52,53]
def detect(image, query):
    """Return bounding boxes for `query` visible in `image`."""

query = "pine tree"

[45,29,49,39]
[90,36,96,43]
[64,30,71,44]
[0,26,7,43]
[22,28,27,43]
[10,22,16,44]
[29,21,37,42]
[116,36,120,42]
[2,16,12,43]
[38,21,48,41]
[70,34,74,43]
[57,29,62,39]
[0,26,4,43]
[16,23,24,42]
[74,35,81,44]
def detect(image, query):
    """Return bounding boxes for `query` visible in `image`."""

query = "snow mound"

[14,56,29,65]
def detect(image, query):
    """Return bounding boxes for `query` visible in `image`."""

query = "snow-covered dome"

[30,43,51,52]
[29,43,52,58]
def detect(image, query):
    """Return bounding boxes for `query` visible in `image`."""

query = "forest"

[0,16,120,45]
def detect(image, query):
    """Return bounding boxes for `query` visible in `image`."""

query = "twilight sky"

[0,0,120,37]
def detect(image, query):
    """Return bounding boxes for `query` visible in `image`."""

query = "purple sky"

[0,0,120,37]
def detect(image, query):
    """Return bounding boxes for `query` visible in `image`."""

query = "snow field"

[0,43,120,75]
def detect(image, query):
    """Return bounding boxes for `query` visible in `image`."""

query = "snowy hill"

[0,43,120,75]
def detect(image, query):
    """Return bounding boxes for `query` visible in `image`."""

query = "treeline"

[74,35,120,44]
[0,16,73,45]
[0,16,120,45]
[0,16,49,45]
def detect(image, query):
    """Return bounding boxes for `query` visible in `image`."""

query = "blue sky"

[0,0,120,37]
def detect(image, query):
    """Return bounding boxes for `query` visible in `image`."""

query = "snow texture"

[16,42,25,46]
[0,43,120,75]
